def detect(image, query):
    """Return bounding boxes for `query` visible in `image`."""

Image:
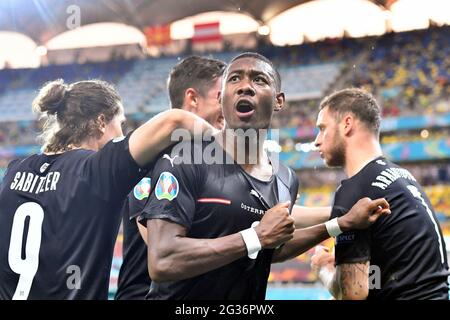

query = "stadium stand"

[350,26,450,116]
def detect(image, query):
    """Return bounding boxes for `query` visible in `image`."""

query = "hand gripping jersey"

[139,139,299,300]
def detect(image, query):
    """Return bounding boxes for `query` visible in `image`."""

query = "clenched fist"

[255,202,295,249]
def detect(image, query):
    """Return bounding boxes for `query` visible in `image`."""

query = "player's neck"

[344,139,383,178]
[43,140,97,155]
[217,129,269,167]
[78,138,101,152]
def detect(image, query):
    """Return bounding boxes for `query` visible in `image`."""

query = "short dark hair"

[227,52,281,91]
[168,56,226,108]
[33,79,122,153]
[319,88,381,135]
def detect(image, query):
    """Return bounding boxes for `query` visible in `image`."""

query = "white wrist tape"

[318,267,334,291]
[325,217,343,237]
[240,224,262,260]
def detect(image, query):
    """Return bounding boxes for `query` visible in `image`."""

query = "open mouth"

[235,100,255,119]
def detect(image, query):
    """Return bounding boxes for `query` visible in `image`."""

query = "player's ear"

[274,92,285,112]
[96,114,107,134]
[184,88,198,110]
[343,114,353,135]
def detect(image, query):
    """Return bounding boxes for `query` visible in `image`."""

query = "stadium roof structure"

[0,0,395,44]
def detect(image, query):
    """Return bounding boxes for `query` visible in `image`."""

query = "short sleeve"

[82,133,150,203]
[139,144,202,230]
[331,205,371,265]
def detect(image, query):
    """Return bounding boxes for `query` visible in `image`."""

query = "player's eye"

[228,75,240,82]
[254,76,268,84]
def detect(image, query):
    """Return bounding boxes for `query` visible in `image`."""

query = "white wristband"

[240,224,262,260]
[325,217,343,237]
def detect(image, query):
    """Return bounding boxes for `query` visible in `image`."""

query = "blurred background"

[0,0,449,299]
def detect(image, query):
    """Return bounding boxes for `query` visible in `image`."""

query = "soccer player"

[115,56,226,300]
[139,53,390,299]
[0,79,215,300]
[311,88,449,300]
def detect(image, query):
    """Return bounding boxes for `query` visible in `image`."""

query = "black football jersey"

[139,140,299,300]
[0,134,148,299]
[331,156,449,300]
[115,176,152,300]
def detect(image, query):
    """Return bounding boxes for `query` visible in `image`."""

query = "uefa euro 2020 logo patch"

[155,172,179,201]
[133,177,151,200]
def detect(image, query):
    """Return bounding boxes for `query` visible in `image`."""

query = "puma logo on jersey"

[40,163,50,173]
[250,189,260,198]
[163,154,179,167]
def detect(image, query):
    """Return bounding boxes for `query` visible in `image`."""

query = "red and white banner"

[192,22,222,43]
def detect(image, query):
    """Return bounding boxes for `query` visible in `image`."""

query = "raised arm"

[129,109,215,167]
[272,197,390,263]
